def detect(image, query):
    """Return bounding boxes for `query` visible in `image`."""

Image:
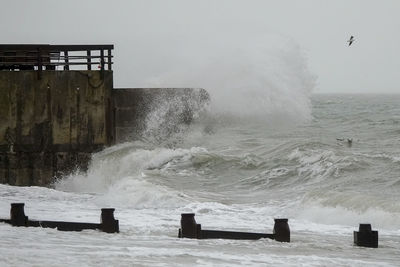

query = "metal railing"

[0,44,114,72]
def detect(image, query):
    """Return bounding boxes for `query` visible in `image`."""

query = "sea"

[1,93,400,266]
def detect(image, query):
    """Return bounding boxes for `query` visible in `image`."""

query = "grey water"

[1,94,400,266]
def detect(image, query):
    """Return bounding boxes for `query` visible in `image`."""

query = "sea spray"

[142,31,315,126]
[141,88,210,146]
[119,28,316,145]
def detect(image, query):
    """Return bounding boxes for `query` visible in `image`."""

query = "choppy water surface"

[1,94,400,266]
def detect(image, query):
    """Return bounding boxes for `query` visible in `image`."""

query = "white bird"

[348,35,355,46]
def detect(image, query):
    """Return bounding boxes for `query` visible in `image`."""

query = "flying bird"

[348,35,355,46]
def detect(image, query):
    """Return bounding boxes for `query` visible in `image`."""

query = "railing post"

[100,49,105,70]
[100,49,105,79]
[37,47,42,79]
[107,49,112,70]
[64,51,69,70]
[87,50,91,70]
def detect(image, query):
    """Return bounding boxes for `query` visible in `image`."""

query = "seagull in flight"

[348,35,355,46]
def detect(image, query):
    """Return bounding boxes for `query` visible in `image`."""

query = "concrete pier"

[0,44,208,186]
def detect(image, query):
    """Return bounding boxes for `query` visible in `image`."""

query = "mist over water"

[138,30,315,125]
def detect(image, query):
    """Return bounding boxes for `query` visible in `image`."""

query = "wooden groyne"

[0,203,119,233]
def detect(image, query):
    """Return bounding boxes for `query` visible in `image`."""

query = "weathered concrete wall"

[0,72,209,186]
[0,70,114,186]
[113,88,209,142]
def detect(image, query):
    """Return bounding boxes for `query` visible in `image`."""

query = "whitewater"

[1,36,400,266]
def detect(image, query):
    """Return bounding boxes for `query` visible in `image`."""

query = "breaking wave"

[141,30,315,126]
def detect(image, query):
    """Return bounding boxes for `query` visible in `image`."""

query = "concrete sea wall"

[0,70,114,185]
[0,70,209,186]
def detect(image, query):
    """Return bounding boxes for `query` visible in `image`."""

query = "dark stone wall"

[0,70,114,186]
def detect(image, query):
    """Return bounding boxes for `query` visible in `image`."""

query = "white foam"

[56,145,192,192]
[296,203,400,231]
[296,190,400,231]
[55,145,212,208]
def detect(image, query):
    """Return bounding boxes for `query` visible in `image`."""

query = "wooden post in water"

[180,213,197,238]
[273,218,290,242]
[100,208,119,233]
[354,224,378,248]
[10,203,28,226]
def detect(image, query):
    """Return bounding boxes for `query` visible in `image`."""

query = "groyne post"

[10,203,28,226]
[180,213,198,238]
[354,224,378,248]
[100,208,119,233]
[273,218,290,242]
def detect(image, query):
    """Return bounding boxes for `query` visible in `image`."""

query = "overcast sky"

[2,0,400,94]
